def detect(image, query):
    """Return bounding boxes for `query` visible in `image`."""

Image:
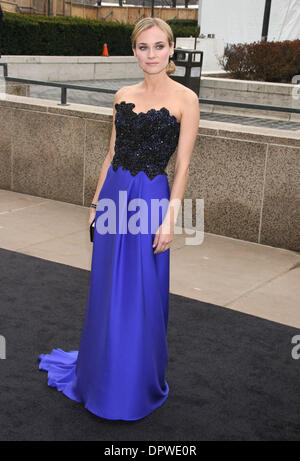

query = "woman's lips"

[147,63,158,65]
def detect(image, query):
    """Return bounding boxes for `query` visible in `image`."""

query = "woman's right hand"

[88,208,96,227]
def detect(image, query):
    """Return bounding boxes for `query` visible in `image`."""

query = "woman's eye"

[139,45,164,50]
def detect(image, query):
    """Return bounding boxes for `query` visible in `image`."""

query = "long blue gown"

[38,100,181,420]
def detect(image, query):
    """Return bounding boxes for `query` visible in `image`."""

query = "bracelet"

[90,203,97,209]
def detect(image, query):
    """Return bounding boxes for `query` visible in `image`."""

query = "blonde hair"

[131,17,176,76]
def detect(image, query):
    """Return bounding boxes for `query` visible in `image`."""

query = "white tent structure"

[198,0,300,45]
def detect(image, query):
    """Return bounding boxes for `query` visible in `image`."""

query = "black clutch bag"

[90,218,95,243]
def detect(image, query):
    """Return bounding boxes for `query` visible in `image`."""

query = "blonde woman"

[38,17,199,421]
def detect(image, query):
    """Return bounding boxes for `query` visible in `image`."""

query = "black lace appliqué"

[111,101,181,181]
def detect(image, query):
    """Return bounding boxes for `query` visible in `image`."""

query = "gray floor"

[29,78,300,131]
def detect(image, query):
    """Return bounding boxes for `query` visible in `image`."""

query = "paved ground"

[1,189,299,329]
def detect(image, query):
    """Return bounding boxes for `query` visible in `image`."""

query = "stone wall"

[0,94,299,251]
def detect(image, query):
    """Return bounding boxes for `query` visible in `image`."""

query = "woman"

[38,17,199,421]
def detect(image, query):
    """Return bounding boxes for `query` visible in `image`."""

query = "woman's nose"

[148,48,156,57]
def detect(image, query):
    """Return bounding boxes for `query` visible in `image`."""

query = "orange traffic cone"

[102,43,109,56]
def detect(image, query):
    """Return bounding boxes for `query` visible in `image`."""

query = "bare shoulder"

[184,87,199,105]
[178,83,199,109]
[113,83,140,106]
[113,86,129,106]
[170,81,199,121]
[170,84,199,129]
[179,87,199,122]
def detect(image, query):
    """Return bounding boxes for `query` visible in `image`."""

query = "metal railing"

[1,63,299,114]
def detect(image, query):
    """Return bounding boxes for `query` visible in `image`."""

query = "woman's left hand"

[152,220,174,254]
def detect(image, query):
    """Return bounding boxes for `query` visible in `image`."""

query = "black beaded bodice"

[111,101,181,180]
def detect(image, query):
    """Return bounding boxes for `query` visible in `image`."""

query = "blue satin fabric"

[38,165,171,420]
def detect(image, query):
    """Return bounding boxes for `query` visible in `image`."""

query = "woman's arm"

[91,154,113,206]
[90,92,121,206]
[91,86,131,206]
[169,91,200,223]
[153,91,200,253]
[88,91,123,225]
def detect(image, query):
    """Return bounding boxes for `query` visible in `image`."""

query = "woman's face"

[133,26,173,74]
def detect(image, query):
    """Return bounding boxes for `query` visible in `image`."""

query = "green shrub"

[1,12,199,55]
